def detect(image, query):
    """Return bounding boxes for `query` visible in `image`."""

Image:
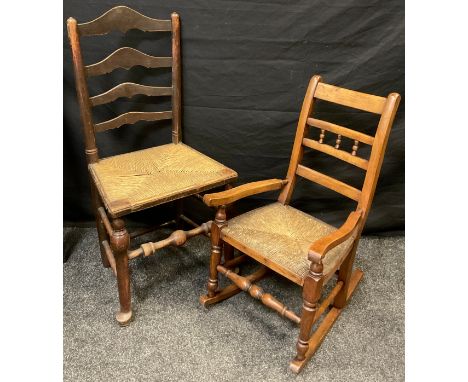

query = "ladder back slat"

[85,47,172,77]
[314,82,387,114]
[296,164,361,201]
[302,138,369,170]
[307,118,374,146]
[77,6,171,36]
[94,111,172,132]
[90,83,172,106]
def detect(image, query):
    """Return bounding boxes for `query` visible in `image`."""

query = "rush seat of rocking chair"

[89,143,238,217]
[221,203,355,286]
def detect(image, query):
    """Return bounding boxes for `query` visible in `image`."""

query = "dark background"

[64,0,404,234]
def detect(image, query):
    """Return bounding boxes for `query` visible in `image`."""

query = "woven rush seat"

[89,143,237,217]
[222,202,355,285]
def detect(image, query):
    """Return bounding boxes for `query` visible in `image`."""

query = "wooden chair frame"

[200,75,400,373]
[67,6,236,325]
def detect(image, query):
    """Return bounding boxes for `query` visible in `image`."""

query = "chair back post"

[67,17,99,164]
[357,92,401,224]
[278,75,322,204]
[67,6,178,160]
[171,12,182,144]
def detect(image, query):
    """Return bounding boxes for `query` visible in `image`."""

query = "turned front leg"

[110,218,132,325]
[295,262,324,362]
[207,205,226,298]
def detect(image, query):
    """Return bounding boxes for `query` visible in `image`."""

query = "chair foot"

[289,269,363,374]
[116,310,133,326]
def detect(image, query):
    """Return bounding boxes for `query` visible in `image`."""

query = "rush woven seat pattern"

[90,143,237,217]
[222,203,354,285]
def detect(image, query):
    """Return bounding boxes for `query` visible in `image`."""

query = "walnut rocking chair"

[67,6,237,325]
[200,75,400,373]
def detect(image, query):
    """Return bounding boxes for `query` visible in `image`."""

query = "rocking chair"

[67,6,237,325]
[200,75,400,373]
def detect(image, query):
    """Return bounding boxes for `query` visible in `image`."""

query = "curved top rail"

[77,6,172,36]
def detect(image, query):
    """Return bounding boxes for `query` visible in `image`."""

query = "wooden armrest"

[308,210,363,263]
[203,179,288,207]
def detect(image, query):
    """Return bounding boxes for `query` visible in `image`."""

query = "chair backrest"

[67,6,181,165]
[278,75,400,223]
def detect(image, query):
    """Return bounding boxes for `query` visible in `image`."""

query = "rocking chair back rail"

[66,6,182,167]
[279,75,400,228]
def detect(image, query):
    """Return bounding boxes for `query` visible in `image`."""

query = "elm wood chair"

[67,6,237,325]
[200,75,400,373]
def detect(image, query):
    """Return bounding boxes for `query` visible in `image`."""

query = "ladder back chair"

[67,6,237,325]
[200,75,400,373]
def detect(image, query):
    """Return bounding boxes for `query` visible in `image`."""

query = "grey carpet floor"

[64,228,404,382]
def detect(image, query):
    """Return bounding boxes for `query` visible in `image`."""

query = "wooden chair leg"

[206,206,226,298]
[290,266,364,374]
[90,182,110,268]
[294,262,324,364]
[223,242,234,263]
[175,199,184,229]
[110,218,132,326]
[334,241,358,309]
